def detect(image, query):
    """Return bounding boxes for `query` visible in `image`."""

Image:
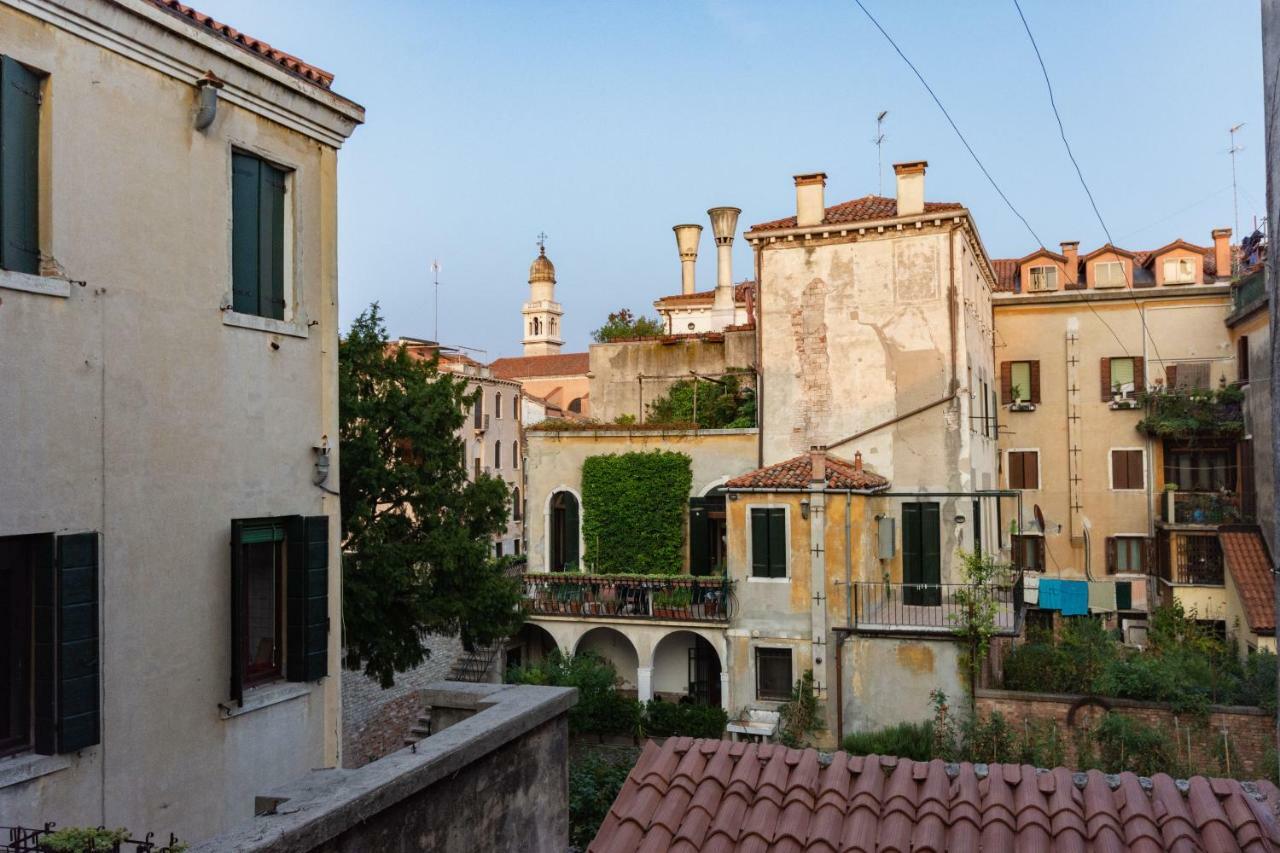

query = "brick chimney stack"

[1060,241,1079,286]
[809,446,827,484]
[1212,228,1233,278]
[854,451,864,473]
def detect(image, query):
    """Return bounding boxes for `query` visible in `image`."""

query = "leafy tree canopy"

[340,305,521,687]
[591,308,665,343]
[646,372,756,428]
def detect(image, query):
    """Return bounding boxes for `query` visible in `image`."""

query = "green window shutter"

[750,510,768,577]
[0,56,41,274]
[972,498,982,556]
[921,504,941,584]
[259,161,286,320]
[767,509,786,578]
[229,519,246,706]
[688,499,709,576]
[54,533,99,753]
[32,534,56,755]
[231,154,262,315]
[564,496,579,567]
[902,504,921,586]
[287,515,330,682]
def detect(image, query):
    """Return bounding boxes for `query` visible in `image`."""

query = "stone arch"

[575,626,639,691]
[506,622,560,673]
[543,486,583,572]
[649,628,727,708]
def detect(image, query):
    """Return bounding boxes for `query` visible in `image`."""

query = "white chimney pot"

[794,172,827,227]
[673,224,702,295]
[893,160,927,217]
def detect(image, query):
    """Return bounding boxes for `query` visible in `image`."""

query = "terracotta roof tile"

[489,352,589,379]
[748,195,965,231]
[146,0,335,89]
[992,239,1222,292]
[1221,527,1276,633]
[656,281,757,305]
[725,451,889,493]
[590,739,1280,853]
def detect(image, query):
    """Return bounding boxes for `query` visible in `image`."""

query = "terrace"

[521,572,733,624]
[847,574,1025,635]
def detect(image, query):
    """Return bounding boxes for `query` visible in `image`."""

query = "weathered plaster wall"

[457,375,524,553]
[1230,305,1273,552]
[517,374,591,415]
[523,429,757,573]
[841,637,965,734]
[0,3,356,842]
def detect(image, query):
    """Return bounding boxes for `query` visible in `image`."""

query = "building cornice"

[13,0,364,147]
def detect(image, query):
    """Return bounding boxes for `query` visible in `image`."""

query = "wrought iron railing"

[1162,490,1243,525]
[849,573,1023,633]
[521,573,733,623]
[1232,270,1266,312]
[2,826,185,853]
[1159,533,1225,586]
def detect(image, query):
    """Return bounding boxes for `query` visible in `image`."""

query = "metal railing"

[1162,490,1243,525]
[2,826,185,853]
[1160,533,1225,586]
[1232,270,1266,312]
[521,573,733,623]
[849,573,1023,633]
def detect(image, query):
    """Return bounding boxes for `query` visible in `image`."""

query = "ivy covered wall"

[581,450,693,574]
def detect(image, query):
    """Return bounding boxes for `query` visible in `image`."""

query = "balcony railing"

[1232,269,1266,312]
[849,574,1024,634]
[521,573,733,623]
[2,825,186,852]
[1157,532,1225,586]
[1161,490,1243,526]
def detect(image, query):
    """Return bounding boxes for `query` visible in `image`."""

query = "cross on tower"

[536,231,548,253]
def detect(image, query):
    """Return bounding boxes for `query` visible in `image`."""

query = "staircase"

[448,643,501,683]
[404,705,432,747]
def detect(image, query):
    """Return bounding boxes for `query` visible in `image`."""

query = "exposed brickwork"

[976,689,1275,777]
[789,277,831,454]
[341,635,462,768]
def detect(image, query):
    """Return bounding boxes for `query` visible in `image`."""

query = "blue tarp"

[1038,578,1089,616]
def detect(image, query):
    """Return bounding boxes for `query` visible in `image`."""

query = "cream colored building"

[0,0,360,842]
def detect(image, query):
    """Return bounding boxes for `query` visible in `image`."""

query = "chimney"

[809,446,827,484]
[794,172,827,227]
[673,224,702,295]
[1060,241,1079,286]
[893,160,927,216]
[1212,228,1232,278]
[853,451,863,473]
[707,207,741,325]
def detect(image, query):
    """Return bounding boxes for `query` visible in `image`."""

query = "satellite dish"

[1033,504,1046,533]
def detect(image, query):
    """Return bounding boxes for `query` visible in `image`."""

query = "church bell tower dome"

[522,235,564,357]
[529,246,556,284]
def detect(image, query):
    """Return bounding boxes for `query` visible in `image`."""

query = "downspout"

[754,242,764,468]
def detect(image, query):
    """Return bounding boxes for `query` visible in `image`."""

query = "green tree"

[340,305,522,687]
[591,308,665,342]
[949,550,1012,710]
[645,373,756,428]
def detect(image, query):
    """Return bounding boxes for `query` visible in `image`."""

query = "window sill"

[747,576,791,583]
[222,310,309,339]
[1108,400,1141,410]
[0,752,73,790]
[218,682,311,719]
[0,269,71,299]
[1008,403,1036,412]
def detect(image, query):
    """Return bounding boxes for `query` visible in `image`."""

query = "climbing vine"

[581,450,692,574]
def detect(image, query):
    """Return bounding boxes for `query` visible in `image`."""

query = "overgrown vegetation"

[1136,384,1245,439]
[591,308,666,342]
[339,305,522,687]
[645,372,756,429]
[841,721,935,762]
[581,450,693,574]
[777,670,825,748]
[37,827,188,853]
[569,746,639,850]
[1002,603,1276,714]
[949,549,1013,708]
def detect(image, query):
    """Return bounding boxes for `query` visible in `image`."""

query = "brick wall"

[976,688,1274,777]
[341,635,462,768]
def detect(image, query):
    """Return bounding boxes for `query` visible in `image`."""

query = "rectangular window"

[237,522,285,687]
[755,647,793,701]
[1163,257,1196,284]
[1110,358,1135,398]
[1010,362,1031,402]
[1,535,35,756]
[0,56,42,274]
[1029,265,1058,292]
[1167,361,1209,391]
[1001,360,1041,405]
[902,503,941,605]
[1108,536,1147,574]
[1238,336,1250,383]
[1094,261,1125,288]
[495,541,504,558]
[749,508,787,578]
[1012,534,1045,571]
[1111,449,1144,490]
[1165,447,1236,492]
[1008,450,1039,490]
[231,152,288,320]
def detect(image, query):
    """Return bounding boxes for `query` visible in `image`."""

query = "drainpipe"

[754,242,765,468]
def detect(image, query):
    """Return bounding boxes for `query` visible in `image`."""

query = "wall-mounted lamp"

[194,71,224,131]
[728,492,739,502]
[313,436,331,487]
[954,515,966,524]
[800,498,811,520]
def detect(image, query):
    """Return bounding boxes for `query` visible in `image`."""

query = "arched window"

[472,389,484,428]
[513,487,522,521]
[495,391,503,419]
[494,440,502,469]
[513,395,520,419]
[512,441,520,469]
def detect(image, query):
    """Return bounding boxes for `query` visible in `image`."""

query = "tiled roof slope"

[489,352,590,379]
[590,738,1280,853]
[657,281,757,305]
[992,243,1218,292]
[1220,527,1276,633]
[725,453,889,492]
[146,0,335,89]
[750,195,964,231]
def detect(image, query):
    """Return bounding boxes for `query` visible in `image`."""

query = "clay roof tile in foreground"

[488,352,590,379]
[725,452,889,492]
[146,0,335,89]
[749,195,965,232]
[1220,527,1276,633]
[588,740,1280,853]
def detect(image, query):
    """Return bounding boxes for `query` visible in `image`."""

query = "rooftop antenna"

[1229,122,1245,264]
[874,111,888,195]
[431,259,441,343]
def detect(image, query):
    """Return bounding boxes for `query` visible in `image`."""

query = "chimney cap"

[893,160,928,175]
[1212,227,1233,238]
[1060,241,1080,250]
[794,172,828,186]
[854,451,863,473]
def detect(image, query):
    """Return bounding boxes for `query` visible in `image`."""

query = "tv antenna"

[874,111,888,195]
[431,259,441,343]
[1229,122,1245,264]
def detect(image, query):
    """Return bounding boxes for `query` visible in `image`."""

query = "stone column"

[720,672,730,712]
[636,666,653,702]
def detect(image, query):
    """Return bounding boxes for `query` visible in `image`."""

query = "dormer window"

[1095,261,1125,288]
[1028,265,1058,292]
[1163,257,1196,284]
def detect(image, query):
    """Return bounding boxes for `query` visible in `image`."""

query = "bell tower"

[522,234,563,356]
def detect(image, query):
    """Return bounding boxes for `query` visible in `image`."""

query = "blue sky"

[196,0,1267,359]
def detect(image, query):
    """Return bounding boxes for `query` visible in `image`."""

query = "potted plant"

[1009,384,1034,412]
[653,586,692,618]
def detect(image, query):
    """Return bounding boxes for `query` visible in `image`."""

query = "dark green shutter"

[767,509,786,578]
[903,504,940,606]
[750,510,768,577]
[0,56,41,274]
[231,154,261,315]
[32,534,56,754]
[564,496,579,567]
[55,533,99,752]
[688,499,709,576]
[902,504,921,586]
[972,498,982,556]
[287,515,329,682]
[259,161,286,320]
[921,503,941,603]
[230,520,246,706]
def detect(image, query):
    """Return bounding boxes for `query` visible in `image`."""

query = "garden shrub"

[1092,712,1173,777]
[777,670,824,748]
[507,650,640,736]
[569,747,638,849]
[841,721,934,761]
[645,372,756,428]
[581,451,693,574]
[642,700,728,739]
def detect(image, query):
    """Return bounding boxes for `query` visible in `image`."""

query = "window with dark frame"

[1001,360,1040,405]
[513,440,520,469]
[1238,336,1250,383]
[230,151,288,320]
[0,535,34,757]
[1111,449,1144,490]
[1008,450,1039,490]
[237,522,285,687]
[494,392,502,419]
[1101,357,1144,400]
[0,56,42,275]
[1108,536,1147,574]
[1164,446,1236,492]
[1012,534,1045,571]
[749,508,787,578]
[513,487,522,521]
[494,440,502,470]
[755,647,793,701]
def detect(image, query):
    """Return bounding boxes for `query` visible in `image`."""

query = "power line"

[1012,0,1168,371]
[851,0,1045,248]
